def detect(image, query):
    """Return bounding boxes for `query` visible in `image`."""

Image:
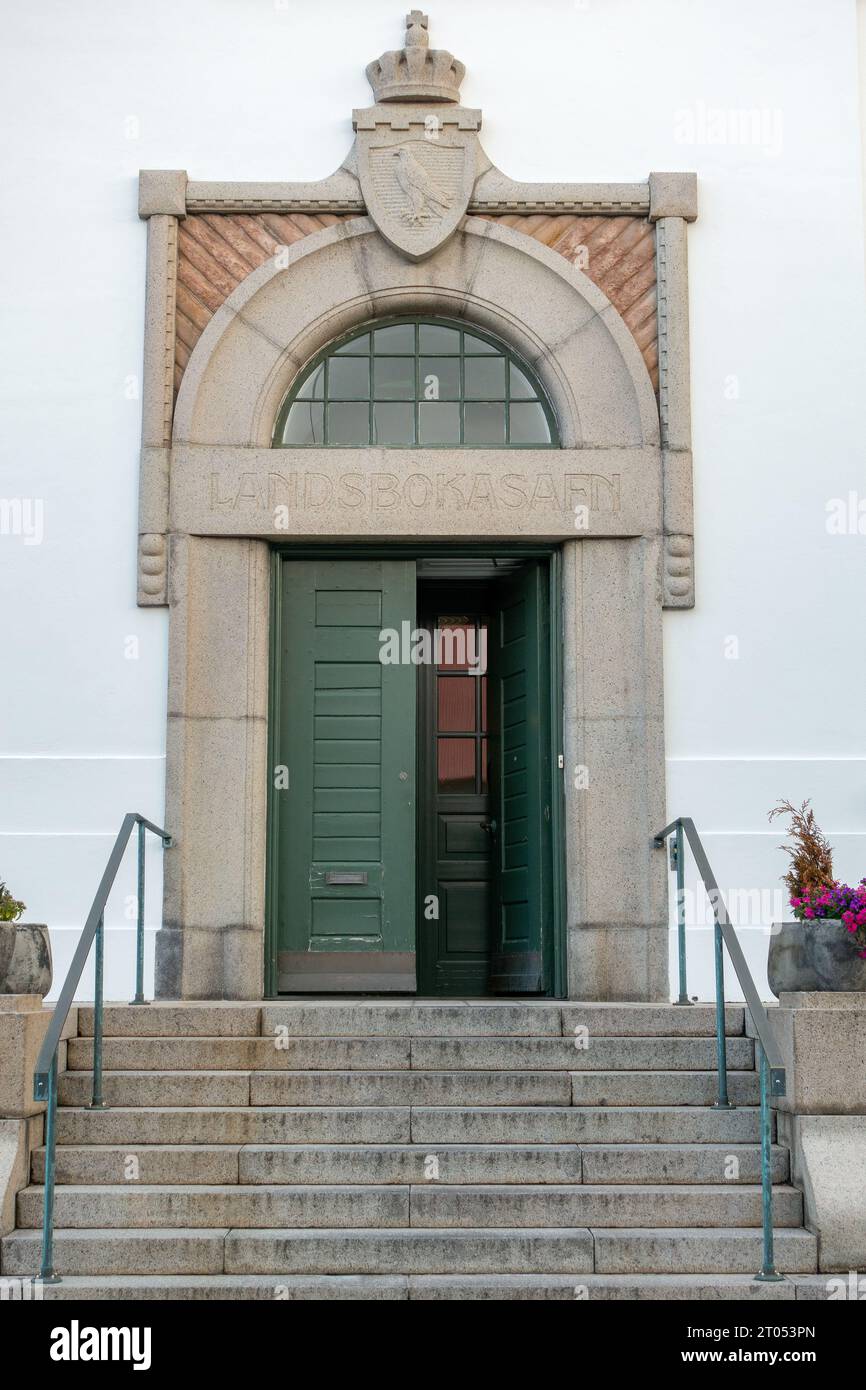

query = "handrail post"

[131,819,146,1005]
[673,822,691,1005]
[37,1053,60,1284]
[755,1043,783,1281]
[712,912,731,1108]
[88,912,107,1110]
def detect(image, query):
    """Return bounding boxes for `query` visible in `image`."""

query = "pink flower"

[804,907,815,919]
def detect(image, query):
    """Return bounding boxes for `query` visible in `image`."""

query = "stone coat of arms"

[355,123,477,261]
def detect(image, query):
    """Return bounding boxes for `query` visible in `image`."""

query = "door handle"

[480,819,498,835]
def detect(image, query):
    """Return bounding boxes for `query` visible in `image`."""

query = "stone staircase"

[1,1001,819,1299]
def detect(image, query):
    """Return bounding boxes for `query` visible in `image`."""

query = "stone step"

[579,1143,788,1185]
[224,1227,596,1274]
[56,1106,413,1146]
[407,1184,803,1229]
[592,1228,818,1275]
[238,1144,583,1185]
[2,1224,816,1277]
[262,1003,745,1038]
[58,1071,252,1109]
[34,1273,409,1300]
[409,1037,755,1072]
[16,1184,409,1230]
[78,1002,562,1039]
[66,1036,412,1072]
[53,1104,771,1148]
[32,1145,243,1186]
[571,1071,759,1106]
[412,1105,772,1144]
[75,1001,746,1039]
[31,1142,789,1188]
[33,1143,583,1186]
[28,1272,806,1301]
[64,1034,755,1073]
[0,1227,228,1276]
[560,1004,745,1038]
[250,1071,576,1107]
[58,1070,580,1107]
[77,1005,262,1038]
[16,1182,803,1231]
[261,1003,567,1037]
[409,1272,800,1301]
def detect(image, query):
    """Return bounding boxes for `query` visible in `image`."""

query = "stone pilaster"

[156,536,270,999]
[562,536,668,1000]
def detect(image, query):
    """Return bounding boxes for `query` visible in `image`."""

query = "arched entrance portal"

[268,315,562,995]
[155,218,669,1003]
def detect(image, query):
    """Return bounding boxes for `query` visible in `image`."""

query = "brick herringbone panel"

[174,213,362,393]
[478,214,658,390]
[174,211,657,396]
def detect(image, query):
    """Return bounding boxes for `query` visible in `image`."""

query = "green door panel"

[274,559,416,992]
[488,562,552,993]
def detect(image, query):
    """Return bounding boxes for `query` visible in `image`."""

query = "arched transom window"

[273,317,557,448]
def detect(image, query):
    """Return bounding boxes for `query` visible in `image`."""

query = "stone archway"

[153,217,668,1002]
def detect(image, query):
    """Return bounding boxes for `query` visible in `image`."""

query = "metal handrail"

[32,812,171,1283]
[654,816,786,1283]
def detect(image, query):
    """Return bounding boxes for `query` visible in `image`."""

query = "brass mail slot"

[325,870,368,886]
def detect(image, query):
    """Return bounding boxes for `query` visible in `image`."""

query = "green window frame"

[272,316,559,448]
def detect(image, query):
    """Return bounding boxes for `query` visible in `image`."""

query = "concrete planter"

[809,920,866,992]
[769,919,866,997]
[0,924,52,998]
[0,924,15,985]
[768,921,818,996]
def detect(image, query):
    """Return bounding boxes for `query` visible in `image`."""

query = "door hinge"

[557,754,564,770]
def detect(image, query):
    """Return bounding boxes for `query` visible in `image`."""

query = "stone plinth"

[767,992,866,1272]
[771,992,866,1115]
[0,996,77,1237]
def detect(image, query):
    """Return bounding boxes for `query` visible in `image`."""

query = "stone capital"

[138,169,188,219]
[648,171,698,223]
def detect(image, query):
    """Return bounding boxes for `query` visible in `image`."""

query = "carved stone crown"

[366,10,465,104]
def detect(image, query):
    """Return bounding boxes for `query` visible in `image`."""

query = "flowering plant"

[789,881,866,957]
[769,799,866,958]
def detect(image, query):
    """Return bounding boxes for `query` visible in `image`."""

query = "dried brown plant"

[768,799,835,899]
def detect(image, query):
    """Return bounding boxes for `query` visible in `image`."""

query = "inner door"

[417,583,493,996]
[416,562,553,996]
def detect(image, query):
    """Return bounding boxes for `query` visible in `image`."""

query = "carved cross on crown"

[405,11,429,46]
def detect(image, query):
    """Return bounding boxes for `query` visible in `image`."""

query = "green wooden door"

[487,562,552,993]
[274,559,416,992]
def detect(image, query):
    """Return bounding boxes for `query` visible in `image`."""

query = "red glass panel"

[436,622,472,670]
[438,676,476,732]
[438,738,476,793]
